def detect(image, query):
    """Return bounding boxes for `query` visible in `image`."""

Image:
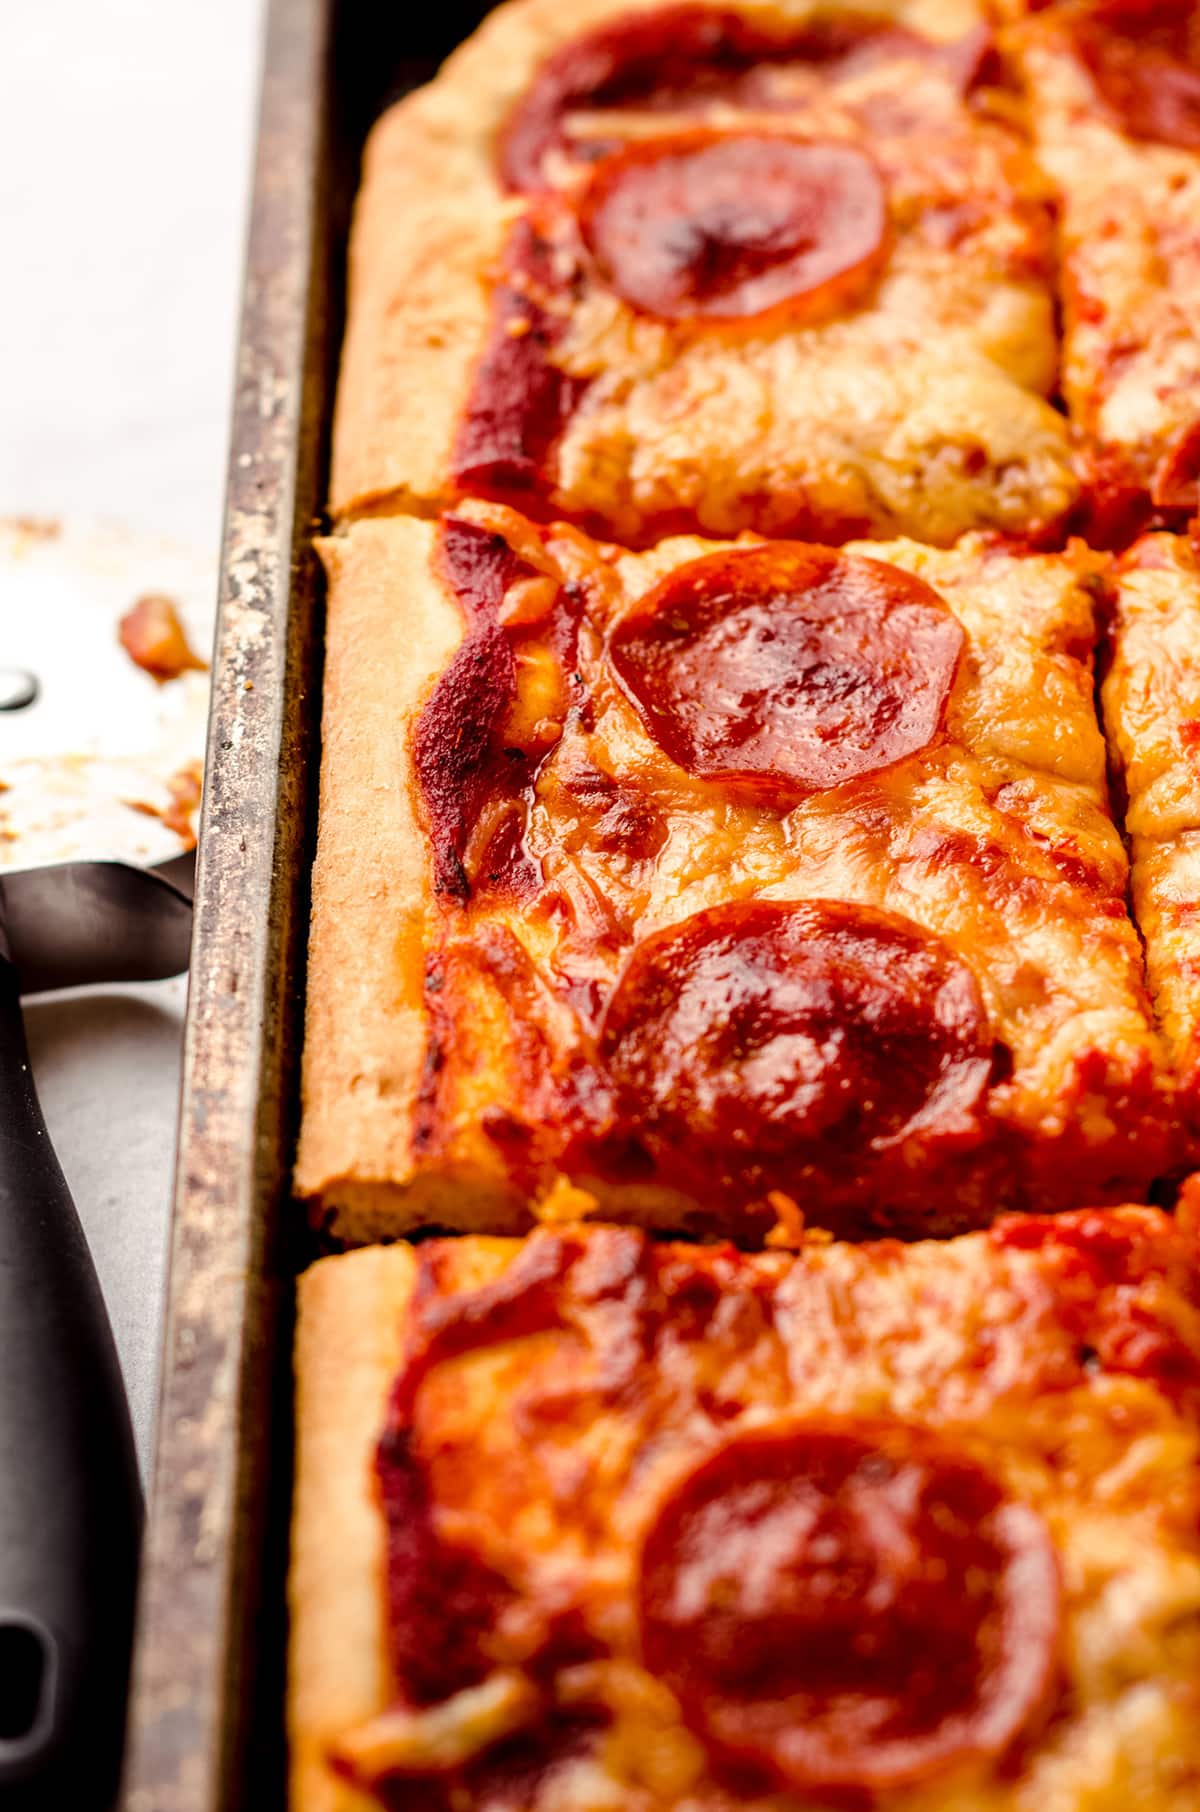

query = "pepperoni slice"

[594,901,993,1204]
[609,543,962,795]
[1075,0,1200,151]
[639,1420,1061,1795]
[500,6,800,192]
[579,133,888,325]
[499,4,993,192]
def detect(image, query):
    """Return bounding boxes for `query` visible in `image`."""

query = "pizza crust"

[295,519,510,1239]
[289,1240,522,1812]
[288,1244,413,1812]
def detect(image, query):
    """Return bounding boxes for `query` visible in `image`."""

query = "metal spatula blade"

[0,855,194,995]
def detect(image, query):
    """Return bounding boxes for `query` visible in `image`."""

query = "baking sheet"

[120,4,493,1807]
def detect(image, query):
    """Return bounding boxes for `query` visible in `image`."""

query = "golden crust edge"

[288,1244,416,1812]
[293,518,461,1212]
[288,1240,524,1811]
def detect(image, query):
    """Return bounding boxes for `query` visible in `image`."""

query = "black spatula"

[0,856,192,1808]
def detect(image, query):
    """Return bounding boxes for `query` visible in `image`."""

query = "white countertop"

[2,0,262,1469]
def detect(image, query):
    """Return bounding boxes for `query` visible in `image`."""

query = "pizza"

[296,503,1179,1243]
[1007,0,1200,543]
[289,1209,1200,1812]
[286,1,1200,1804]
[328,0,1078,547]
[1102,531,1200,1133]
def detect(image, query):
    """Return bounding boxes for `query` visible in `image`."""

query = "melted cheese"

[1103,533,1200,1129]
[1010,9,1200,525]
[300,1219,1200,1811]
[413,502,1174,1230]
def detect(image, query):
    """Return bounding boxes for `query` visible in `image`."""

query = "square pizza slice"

[329,0,1077,546]
[294,504,1179,1242]
[1102,531,1200,1135]
[1007,0,1200,543]
[289,1209,1200,1812]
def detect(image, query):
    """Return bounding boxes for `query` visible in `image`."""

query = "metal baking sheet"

[121,2,492,1807]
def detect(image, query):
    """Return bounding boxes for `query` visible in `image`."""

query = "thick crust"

[1009,8,1200,539]
[328,110,503,523]
[288,1245,415,1812]
[288,1240,519,1812]
[1103,534,1200,1133]
[330,0,1076,544]
[295,521,470,1237]
[295,504,1178,1241]
[290,1219,1200,1812]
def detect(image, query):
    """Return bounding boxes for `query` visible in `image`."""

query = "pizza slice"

[289,1209,1200,1812]
[1008,0,1200,543]
[294,504,1179,1242]
[1102,531,1200,1135]
[330,0,1077,546]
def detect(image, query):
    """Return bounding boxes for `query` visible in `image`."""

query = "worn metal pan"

[121,2,492,1807]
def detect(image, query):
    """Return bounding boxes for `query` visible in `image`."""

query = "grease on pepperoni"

[593,901,993,1203]
[580,133,888,324]
[639,1420,1061,1795]
[1075,0,1200,151]
[609,542,962,794]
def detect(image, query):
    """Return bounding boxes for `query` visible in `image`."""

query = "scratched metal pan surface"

[120,1,493,1807]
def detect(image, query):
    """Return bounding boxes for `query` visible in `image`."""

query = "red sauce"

[1078,449,1159,549]
[476,810,544,898]
[499,4,998,191]
[991,1208,1200,1407]
[413,520,527,900]
[414,519,580,902]
[1152,420,1200,512]
[1075,0,1200,151]
[578,132,887,325]
[414,930,569,1177]
[584,899,994,1209]
[392,1227,763,1426]
[452,215,589,505]
[376,1423,513,1707]
[639,1420,1061,1795]
[609,542,962,795]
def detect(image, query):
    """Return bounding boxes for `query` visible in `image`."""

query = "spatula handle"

[0,955,142,1809]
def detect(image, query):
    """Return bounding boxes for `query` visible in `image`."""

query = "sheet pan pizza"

[289,0,1200,1806]
[292,1213,1200,1811]
[296,506,1179,1243]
